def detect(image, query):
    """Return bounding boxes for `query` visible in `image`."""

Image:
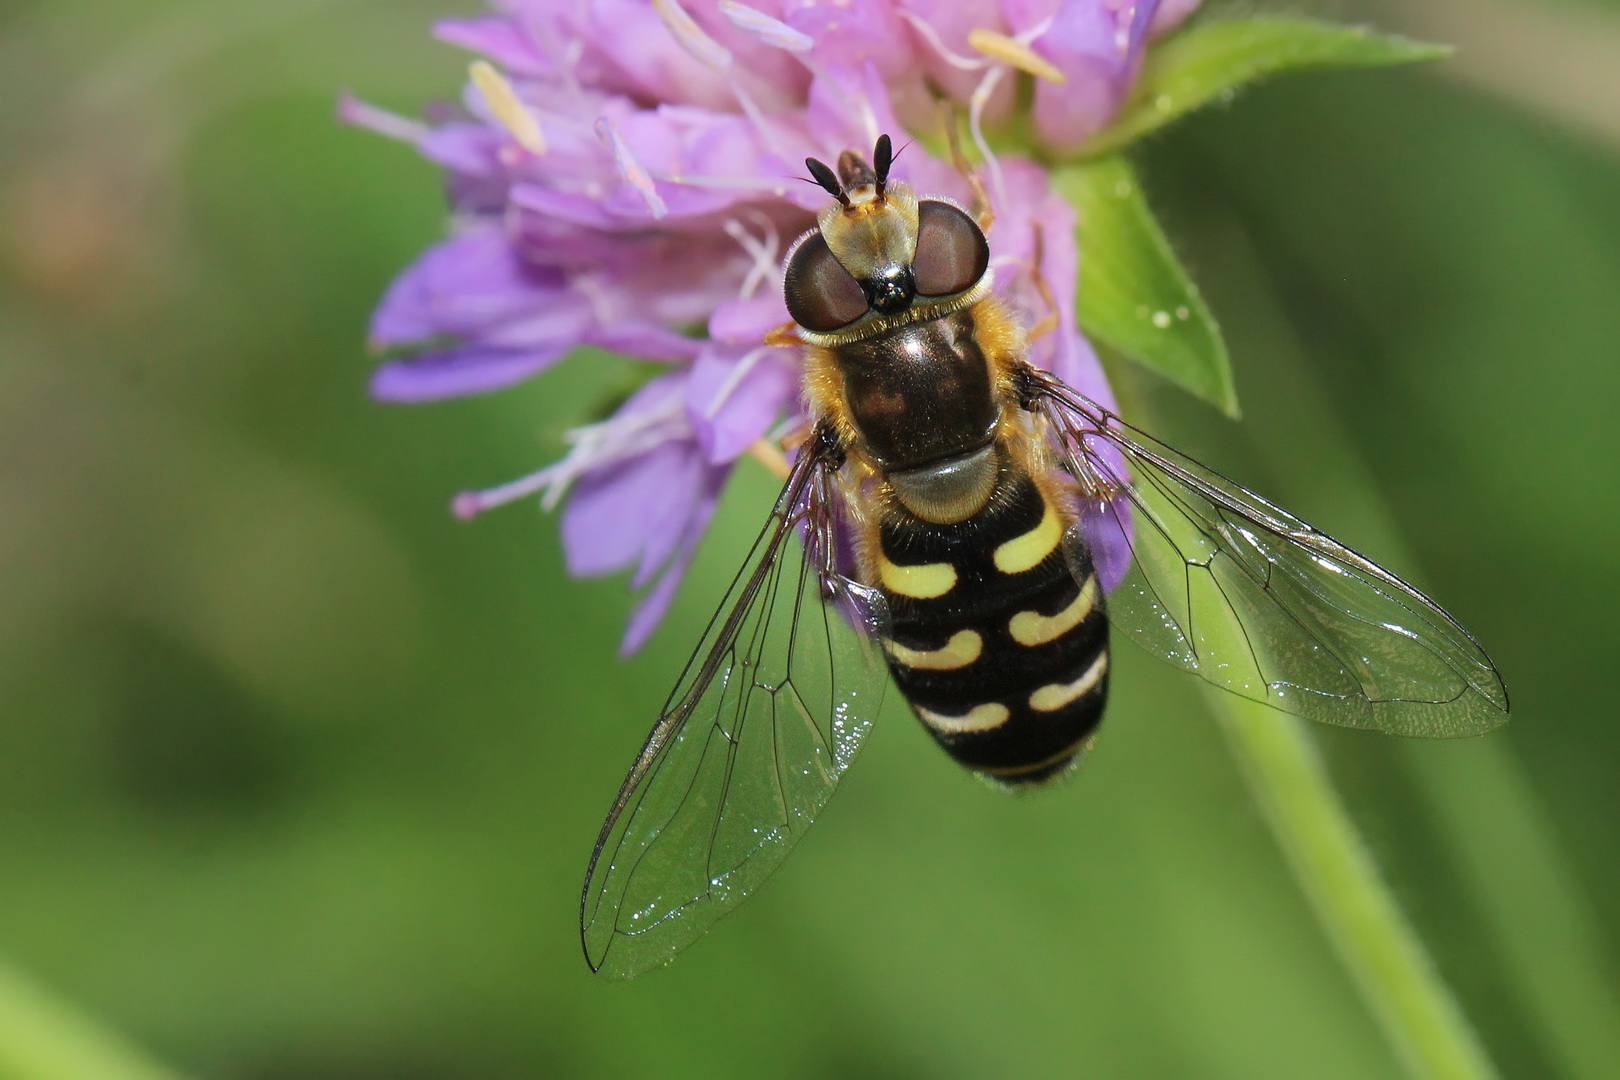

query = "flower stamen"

[718,1,814,53]
[337,94,429,142]
[968,65,1009,215]
[967,28,1067,84]
[747,438,792,480]
[727,79,789,159]
[454,395,689,518]
[705,346,771,419]
[722,215,782,299]
[469,61,547,156]
[694,2,799,157]
[896,14,990,72]
[452,466,558,520]
[570,274,615,328]
[649,171,789,197]
[595,118,669,219]
[652,0,733,72]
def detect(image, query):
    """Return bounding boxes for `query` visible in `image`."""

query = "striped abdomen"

[874,470,1110,784]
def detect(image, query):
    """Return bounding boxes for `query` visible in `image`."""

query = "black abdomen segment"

[875,471,1109,784]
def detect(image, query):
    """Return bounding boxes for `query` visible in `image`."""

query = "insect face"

[785,137,991,339]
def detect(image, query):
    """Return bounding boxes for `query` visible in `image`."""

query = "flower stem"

[1210,694,1498,1080]
[0,961,184,1080]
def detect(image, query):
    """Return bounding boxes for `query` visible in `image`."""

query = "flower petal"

[560,425,726,598]
[583,0,737,110]
[369,227,568,347]
[563,442,698,578]
[510,184,624,230]
[894,0,1007,104]
[583,321,704,361]
[686,342,797,463]
[434,16,551,75]
[804,63,908,162]
[418,122,505,178]
[789,0,916,80]
[1080,496,1133,594]
[1150,0,1200,34]
[708,293,789,344]
[620,476,723,655]
[632,456,729,587]
[371,342,573,402]
[1009,0,1163,147]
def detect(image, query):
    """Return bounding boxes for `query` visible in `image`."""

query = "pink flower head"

[348,0,1194,651]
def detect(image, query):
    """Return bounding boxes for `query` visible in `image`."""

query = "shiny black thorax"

[837,308,996,471]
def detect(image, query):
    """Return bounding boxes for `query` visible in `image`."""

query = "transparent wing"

[579,442,888,980]
[1024,368,1509,737]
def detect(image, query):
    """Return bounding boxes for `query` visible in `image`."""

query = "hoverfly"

[579,135,1509,979]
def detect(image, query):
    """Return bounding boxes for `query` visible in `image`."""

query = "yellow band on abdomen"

[917,702,1010,734]
[993,502,1061,575]
[879,557,957,599]
[1009,576,1098,647]
[1029,652,1110,712]
[885,629,982,670]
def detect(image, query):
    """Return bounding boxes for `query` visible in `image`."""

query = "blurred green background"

[1,0,1617,1076]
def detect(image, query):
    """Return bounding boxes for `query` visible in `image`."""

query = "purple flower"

[348,0,1194,651]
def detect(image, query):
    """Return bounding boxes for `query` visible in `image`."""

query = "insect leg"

[1025,224,1061,341]
[940,101,995,234]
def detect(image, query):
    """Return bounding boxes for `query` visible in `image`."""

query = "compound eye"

[912,200,989,297]
[784,232,869,332]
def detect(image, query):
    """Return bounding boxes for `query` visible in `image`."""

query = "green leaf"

[1082,17,1450,157]
[1054,155,1237,417]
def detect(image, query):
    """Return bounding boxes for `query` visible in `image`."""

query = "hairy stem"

[1212,696,1497,1080]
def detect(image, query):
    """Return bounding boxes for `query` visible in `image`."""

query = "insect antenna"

[873,133,893,197]
[804,156,849,206]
